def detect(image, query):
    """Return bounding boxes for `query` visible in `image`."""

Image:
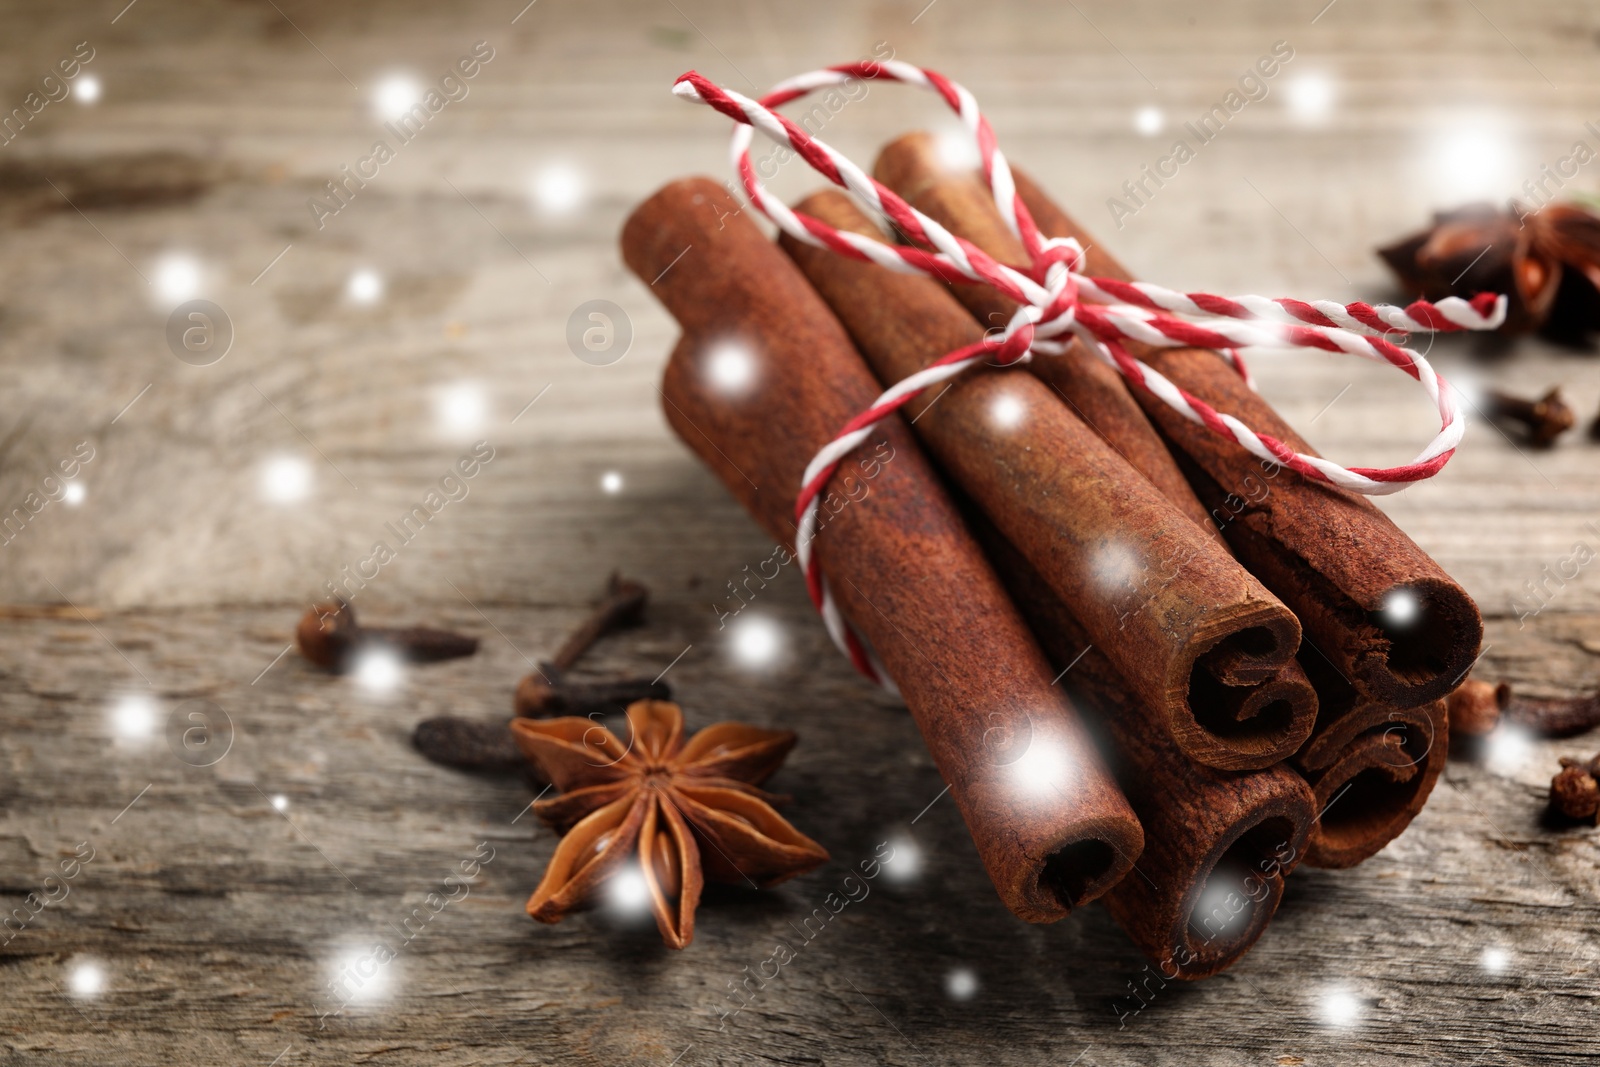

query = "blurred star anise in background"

[1380,200,1600,344]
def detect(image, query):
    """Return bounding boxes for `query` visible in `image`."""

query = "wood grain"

[2,0,1599,1063]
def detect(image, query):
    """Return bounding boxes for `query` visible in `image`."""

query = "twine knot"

[672,59,1507,688]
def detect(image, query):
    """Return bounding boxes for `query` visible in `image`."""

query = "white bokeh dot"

[1449,370,1487,414]
[74,74,102,105]
[990,393,1026,429]
[329,946,393,1005]
[1091,541,1140,592]
[1427,120,1518,202]
[260,455,312,504]
[1286,72,1336,123]
[354,648,404,694]
[608,865,652,914]
[933,127,980,172]
[945,967,979,1000]
[110,695,156,740]
[1134,105,1164,136]
[374,75,422,122]
[731,615,782,669]
[435,381,488,436]
[68,960,104,998]
[346,269,384,305]
[1191,861,1253,940]
[600,471,624,495]
[1485,723,1531,775]
[271,794,289,813]
[1008,737,1074,798]
[1319,988,1361,1028]
[1481,947,1509,974]
[153,253,201,303]
[62,481,86,506]
[880,835,922,885]
[532,162,586,215]
[1380,588,1420,629]
[706,342,756,395]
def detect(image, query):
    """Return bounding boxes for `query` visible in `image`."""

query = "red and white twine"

[672,60,1505,687]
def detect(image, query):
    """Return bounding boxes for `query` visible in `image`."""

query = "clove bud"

[296,599,479,673]
[1549,755,1600,824]
[515,671,671,718]
[1484,387,1575,448]
[1445,677,1508,738]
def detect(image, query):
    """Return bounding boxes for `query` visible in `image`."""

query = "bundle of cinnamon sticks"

[621,135,1477,979]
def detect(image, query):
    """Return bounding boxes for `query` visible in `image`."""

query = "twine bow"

[672,60,1506,687]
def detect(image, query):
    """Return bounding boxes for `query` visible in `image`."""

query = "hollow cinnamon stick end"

[1175,656,1320,772]
[1302,700,1448,868]
[1029,816,1145,920]
[1104,770,1315,981]
[1350,580,1483,710]
[1192,608,1303,688]
[969,764,1144,923]
[954,711,1145,923]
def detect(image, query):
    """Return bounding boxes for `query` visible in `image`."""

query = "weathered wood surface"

[3,0,1600,1063]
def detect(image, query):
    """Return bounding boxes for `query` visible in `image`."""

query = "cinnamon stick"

[872,132,1217,538]
[975,515,1314,979]
[621,177,1144,921]
[1294,656,1448,868]
[780,188,1315,771]
[1005,165,1484,710]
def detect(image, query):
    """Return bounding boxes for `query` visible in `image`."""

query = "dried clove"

[547,573,650,671]
[412,716,532,774]
[513,574,669,718]
[1549,754,1600,824]
[1504,686,1600,739]
[1483,387,1575,448]
[295,599,479,673]
[408,574,665,775]
[1446,677,1508,738]
[515,672,671,717]
[1449,676,1600,740]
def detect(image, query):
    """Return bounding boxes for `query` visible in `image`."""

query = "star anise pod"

[1379,200,1600,340]
[510,700,829,949]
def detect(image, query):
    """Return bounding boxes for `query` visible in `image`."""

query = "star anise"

[510,700,829,949]
[1379,200,1600,340]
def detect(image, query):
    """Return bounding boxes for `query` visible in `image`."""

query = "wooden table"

[3,0,1598,1062]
